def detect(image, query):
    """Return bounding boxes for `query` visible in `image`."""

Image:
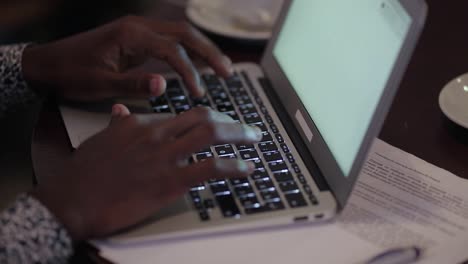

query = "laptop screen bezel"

[260,0,428,208]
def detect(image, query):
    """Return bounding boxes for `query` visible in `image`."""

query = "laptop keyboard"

[150,72,319,221]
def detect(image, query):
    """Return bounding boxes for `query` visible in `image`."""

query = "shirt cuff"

[0,43,39,116]
[0,193,74,263]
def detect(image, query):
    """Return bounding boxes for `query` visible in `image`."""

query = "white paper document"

[98,139,468,264]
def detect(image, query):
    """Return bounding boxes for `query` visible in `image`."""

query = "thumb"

[110,104,131,125]
[111,72,167,98]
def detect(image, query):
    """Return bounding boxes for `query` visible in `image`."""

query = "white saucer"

[186,0,283,41]
[439,73,468,129]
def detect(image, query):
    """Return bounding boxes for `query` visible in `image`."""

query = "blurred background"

[0,0,188,44]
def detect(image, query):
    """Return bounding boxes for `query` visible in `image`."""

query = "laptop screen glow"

[273,0,411,176]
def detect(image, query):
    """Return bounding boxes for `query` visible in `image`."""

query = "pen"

[364,246,422,264]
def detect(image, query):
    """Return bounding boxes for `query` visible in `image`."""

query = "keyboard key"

[193,200,204,210]
[261,132,273,142]
[244,113,262,124]
[210,183,231,196]
[199,210,210,221]
[274,171,294,182]
[284,192,307,208]
[216,194,241,217]
[260,105,269,115]
[280,143,291,153]
[286,153,295,163]
[260,189,280,202]
[204,199,215,209]
[263,151,282,163]
[239,195,260,209]
[297,174,307,184]
[234,95,252,106]
[234,184,254,197]
[202,74,223,88]
[265,115,274,124]
[275,133,285,143]
[196,147,211,154]
[292,163,301,173]
[150,96,168,107]
[253,122,268,132]
[303,184,313,196]
[196,152,213,161]
[278,181,299,193]
[220,153,237,159]
[251,169,269,181]
[230,178,250,186]
[230,90,249,98]
[270,124,279,133]
[268,160,288,172]
[252,158,265,170]
[172,99,189,108]
[208,179,226,185]
[239,104,257,115]
[192,97,211,107]
[265,200,285,211]
[309,195,319,205]
[239,149,259,160]
[211,92,229,101]
[225,111,240,121]
[190,183,205,191]
[236,144,255,150]
[190,190,201,203]
[255,179,274,191]
[175,105,191,113]
[215,144,235,156]
[217,102,235,112]
[245,206,266,214]
[153,105,171,113]
[258,142,278,153]
[168,93,186,102]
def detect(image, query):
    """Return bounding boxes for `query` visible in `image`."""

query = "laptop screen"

[273,0,411,176]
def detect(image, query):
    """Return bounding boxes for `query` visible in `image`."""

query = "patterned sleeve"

[0,194,74,263]
[0,43,39,117]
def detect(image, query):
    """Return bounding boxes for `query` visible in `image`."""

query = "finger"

[177,158,255,188]
[109,20,203,97]
[152,22,233,77]
[165,121,262,160]
[127,18,233,77]
[108,71,167,98]
[147,35,203,97]
[152,107,234,140]
[110,104,131,125]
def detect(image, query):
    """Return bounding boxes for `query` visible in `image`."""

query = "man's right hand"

[31,106,262,241]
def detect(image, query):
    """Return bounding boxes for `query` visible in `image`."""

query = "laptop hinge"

[241,71,330,192]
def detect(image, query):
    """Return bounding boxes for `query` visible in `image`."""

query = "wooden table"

[30,0,468,262]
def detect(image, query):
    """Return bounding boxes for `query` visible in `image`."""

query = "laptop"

[61,0,427,244]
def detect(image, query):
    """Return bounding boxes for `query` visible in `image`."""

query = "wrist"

[30,187,87,242]
[21,44,54,96]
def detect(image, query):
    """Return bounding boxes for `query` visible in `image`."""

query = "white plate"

[186,0,283,41]
[439,73,468,129]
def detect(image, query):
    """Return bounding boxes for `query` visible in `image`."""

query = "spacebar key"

[216,194,241,218]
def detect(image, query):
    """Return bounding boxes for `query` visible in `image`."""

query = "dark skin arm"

[20,16,259,241]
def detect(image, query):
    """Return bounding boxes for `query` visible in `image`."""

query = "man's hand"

[22,16,233,99]
[31,106,262,241]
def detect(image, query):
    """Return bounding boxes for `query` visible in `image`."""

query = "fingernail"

[112,105,121,116]
[222,56,234,75]
[245,125,263,141]
[150,76,166,96]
